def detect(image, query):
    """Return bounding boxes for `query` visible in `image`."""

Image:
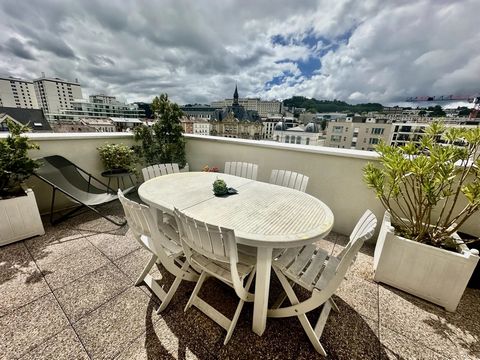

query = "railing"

[8,132,478,238]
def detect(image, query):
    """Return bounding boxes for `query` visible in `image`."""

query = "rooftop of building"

[0,106,52,132]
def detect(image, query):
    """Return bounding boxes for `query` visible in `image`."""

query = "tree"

[134,94,186,167]
[418,110,427,117]
[427,105,446,117]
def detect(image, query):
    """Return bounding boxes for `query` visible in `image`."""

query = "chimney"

[75,78,78,83]
[41,72,45,77]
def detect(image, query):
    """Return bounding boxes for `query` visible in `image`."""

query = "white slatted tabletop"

[138,172,334,336]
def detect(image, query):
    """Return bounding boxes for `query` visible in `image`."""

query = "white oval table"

[138,172,334,336]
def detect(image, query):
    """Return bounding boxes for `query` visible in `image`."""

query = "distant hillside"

[282,96,383,113]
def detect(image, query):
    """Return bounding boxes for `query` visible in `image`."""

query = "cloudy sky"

[0,0,478,105]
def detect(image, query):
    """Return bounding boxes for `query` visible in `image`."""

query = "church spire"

[233,83,239,106]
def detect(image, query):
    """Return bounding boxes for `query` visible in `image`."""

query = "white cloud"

[0,0,477,104]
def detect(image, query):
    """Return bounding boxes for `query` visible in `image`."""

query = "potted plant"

[133,94,189,172]
[0,119,45,246]
[364,122,480,311]
[97,143,137,174]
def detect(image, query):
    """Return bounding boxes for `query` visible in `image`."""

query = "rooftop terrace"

[1,133,479,359]
[1,195,479,359]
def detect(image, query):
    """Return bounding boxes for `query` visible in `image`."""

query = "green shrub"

[364,122,480,248]
[213,179,228,196]
[97,143,137,173]
[0,119,40,197]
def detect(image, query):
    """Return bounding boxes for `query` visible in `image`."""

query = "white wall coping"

[0,132,135,141]
[0,132,379,160]
[185,134,380,160]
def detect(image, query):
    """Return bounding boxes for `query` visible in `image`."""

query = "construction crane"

[469,97,480,119]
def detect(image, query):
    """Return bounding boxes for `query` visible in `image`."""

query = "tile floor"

[1,198,479,359]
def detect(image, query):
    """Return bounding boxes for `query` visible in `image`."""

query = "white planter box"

[0,188,45,246]
[373,212,479,312]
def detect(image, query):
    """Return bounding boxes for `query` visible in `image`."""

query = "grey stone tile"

[31,235,90,268]
[54,263,131,323]
[0,242,50,316]
[114,317,200,360]
[40,243,110,290]
[0,293,69,359]
[25,224,85,263]
[19,327,89,360]
[84,231,141,261]
[73,286,160,359]
[114,247,157,283]
[379,326,448,359]
[379,285,474,359]
[335,275,379,321]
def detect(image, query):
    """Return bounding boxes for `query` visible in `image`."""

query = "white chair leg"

[157,261,191,313]
[273,268,327,356]
[224,270,256,345]
[135,254,157,286]
[329,297,340,313]
[185,271,208,312]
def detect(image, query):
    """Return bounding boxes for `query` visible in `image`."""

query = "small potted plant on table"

[364,122,480,311]
[97,143,137,189]
[0,119,44,246]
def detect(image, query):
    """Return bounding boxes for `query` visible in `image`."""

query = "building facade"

[0,76,38,109]
[33,76,82,116]
[60,95,145,121]
[180,105,216,120]
[211,93,283,117]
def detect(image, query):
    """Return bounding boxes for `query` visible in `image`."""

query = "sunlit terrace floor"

[1,194,479,360]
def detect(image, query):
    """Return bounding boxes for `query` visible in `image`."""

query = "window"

[330,135,341,142]
[306,138,310,145]
[285,135,290,143]
[296,136,301,144]
[369,138,380,145]
[372,128,384,135]
[332,126,343,134]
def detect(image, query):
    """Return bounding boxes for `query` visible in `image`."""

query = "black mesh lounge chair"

[35,155,135,226]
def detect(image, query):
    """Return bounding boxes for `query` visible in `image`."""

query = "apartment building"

[33,76,82,116]
[325,117,392,151]
[180,105,215,120]
[0,76,38,109]
[61,94,145,120]
[211,98,283,116]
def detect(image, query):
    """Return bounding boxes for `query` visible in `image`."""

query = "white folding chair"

[269,169,309,192]
[268,210,377,356]
[224,161,258,180]
[174,208,256,344]
[142,163,180,182]
[118,190,198,313]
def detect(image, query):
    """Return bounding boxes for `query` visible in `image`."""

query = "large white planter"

[373,212,479,312]
[0,188,45,246]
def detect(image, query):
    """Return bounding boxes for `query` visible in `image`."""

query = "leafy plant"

[364,122,480,248]
[213,179,228,196]
[0,119,40,197]
[97,143,137,173]
[133,94,186,167]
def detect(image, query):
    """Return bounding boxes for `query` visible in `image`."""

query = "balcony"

[1,133,479,359]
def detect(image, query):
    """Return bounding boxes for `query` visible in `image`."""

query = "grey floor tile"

[73,286,160,359]
[0,242,50,316]
[379,326,448,360]
[335,275,379,321]
[0,293,69,359]
[84,231,141,261]
[39,243,111,290]
[378,285,474,359]
[115,317,200,360]
[114,247,157,282]
[19,327,89,360]
[54,263,131,323]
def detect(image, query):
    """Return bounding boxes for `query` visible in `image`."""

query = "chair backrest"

[174,208,237,264]
[315,210,377,292]
[269,169,309,192]
[118,190,173,256]
[142,163,180,181]
[224,162,258,180]
[36,155,106,198]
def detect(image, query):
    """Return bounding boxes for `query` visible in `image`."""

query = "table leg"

[252,247,273,336]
